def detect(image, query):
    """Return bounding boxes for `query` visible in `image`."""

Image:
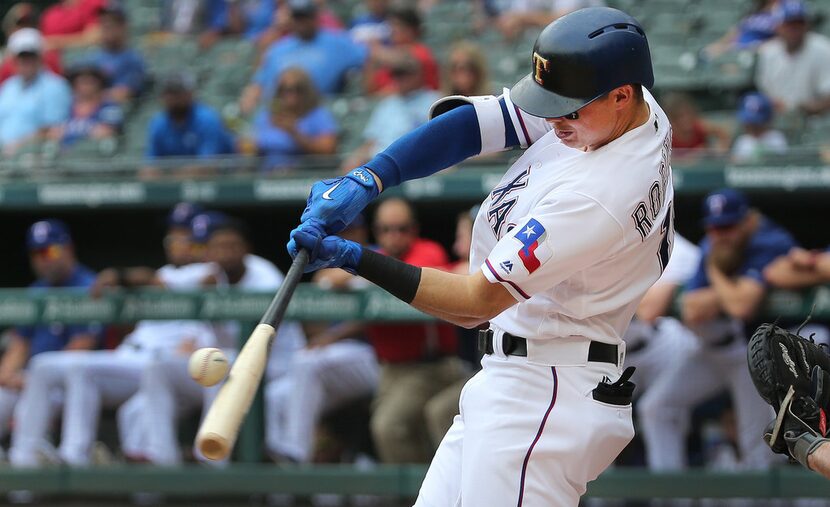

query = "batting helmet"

[510,7,653,118]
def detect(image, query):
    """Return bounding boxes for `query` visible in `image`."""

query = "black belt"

[477,329,618,365]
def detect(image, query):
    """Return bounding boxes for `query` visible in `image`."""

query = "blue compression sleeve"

[365,104,481,188]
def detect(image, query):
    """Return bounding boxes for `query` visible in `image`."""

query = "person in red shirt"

[664,92,731,160]
[40,0,107,50]
[0,3,62,84]
[365,6,439,95]
[367,197,466,463]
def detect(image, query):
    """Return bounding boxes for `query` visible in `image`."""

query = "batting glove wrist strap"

[787,430,827,470]
[356,248,422,304]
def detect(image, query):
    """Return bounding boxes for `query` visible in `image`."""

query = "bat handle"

[261,249,308,327]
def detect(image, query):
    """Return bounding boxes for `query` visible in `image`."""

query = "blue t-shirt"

[349,14,390,44]
[17,264,102,357]
[686,217,797,290]
[364,89,440,153]
[254,30,368,97]
[92,48,148,95]
[61,101,123,146]
[242,0,276,40]
[146,102,235,158]
[735,11,778,48]
[253,106,337,171]
[0,71,71,147]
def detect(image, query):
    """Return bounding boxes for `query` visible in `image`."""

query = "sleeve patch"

[513,218,550,274]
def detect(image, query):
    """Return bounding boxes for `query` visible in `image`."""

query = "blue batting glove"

[291,230,362,274]
[287,218,326,262]
[300,168,379,234]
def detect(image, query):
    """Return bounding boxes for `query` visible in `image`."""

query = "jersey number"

[657,203,673,273]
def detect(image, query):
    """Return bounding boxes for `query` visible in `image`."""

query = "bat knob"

[197,432,230,461]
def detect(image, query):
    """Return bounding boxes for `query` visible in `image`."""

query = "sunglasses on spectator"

[31,245,64,260]
[374,224,414,235]
[450,62,475,72]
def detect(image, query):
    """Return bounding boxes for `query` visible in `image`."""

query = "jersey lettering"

[658,202,674,273]
[631,202,652,240]
[488,167,530,237]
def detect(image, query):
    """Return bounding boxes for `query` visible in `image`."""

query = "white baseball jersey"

[467,87,674,353]
[161,254,305,379]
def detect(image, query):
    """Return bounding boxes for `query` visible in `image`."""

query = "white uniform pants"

[10,351,85,467]
[414,353,634,507]
[58,350,150,465]
[266,339,379,462]
[637,339,774,470]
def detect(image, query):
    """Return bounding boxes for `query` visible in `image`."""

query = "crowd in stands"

[0,0,827,174]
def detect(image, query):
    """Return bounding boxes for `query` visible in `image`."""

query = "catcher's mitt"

[747,323,830,468]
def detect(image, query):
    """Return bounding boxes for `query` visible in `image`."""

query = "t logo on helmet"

[533,52,550,86]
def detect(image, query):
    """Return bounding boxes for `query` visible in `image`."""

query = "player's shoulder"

[72,264,99,286]
[753,217,796,249]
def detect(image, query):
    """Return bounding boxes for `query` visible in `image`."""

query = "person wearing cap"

[50,64,123,148]
[0,220,100,462]
[8,204,217,468]
[756,0,830,115]
[365,5,439,95]
[87,4,147,104]
[731,92,788,163]
[118,213,305,466]
[340,53,439,171]
[0,28,71,155]
[0,3,63,84]
[143,72,235,177]
[39,0,106,50]
[239,0,367,113]
[638,188,797,473]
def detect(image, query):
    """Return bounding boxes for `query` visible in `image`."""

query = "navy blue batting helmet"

[510,7,654,118]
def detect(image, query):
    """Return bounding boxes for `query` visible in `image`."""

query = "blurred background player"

[119,212,305,465]
[638,189,795,471]
[9,204,214,467]
[0,220,100,462]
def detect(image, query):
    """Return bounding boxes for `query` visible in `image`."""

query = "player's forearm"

[681,288,722,326]
[708,269,764,320]
[363,104,482,188]
[764,259,824,289]
[0,336,29,380]
[807,441,830,480]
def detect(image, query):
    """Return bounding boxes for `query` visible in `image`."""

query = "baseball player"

[9,203,216,467]
[288,7,673,505]
[638,189,795,472]
[118,213,305,465]
[0,220,101,462]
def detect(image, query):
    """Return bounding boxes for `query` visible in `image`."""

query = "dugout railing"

[1,285,830,499]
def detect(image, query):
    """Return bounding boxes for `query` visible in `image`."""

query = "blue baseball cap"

[190,211,229,243]
[775,0,808,24]
[737,92,773,125]
[702,188,750,228]
[168,202,204,228]
[26,219,72,250]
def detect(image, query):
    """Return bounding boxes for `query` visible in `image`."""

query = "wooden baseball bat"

[195,249,308,460]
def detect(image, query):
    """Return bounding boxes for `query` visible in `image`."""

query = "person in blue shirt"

[0,220,100,460]
[239,0,368,114]
[55,64,123,147]
[90,4,147,104]
[0,28,71,155]
[350,0,391,44]
[249,67,338,172]
[638,188,796,473]
[143,73,235,177]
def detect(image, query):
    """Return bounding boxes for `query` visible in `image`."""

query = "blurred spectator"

[0,28,71,155]
[704,0,781,58]
[240,0,367,113]
[365,6,439,95]
[350,0,391,45]
[364,198,465,463]
[756,0,830,115]
[663,92,731,159]
[88,4,148,104]
[142,73,235,177]
[39,0,106,50]
[639,189,795,471]
[160,0,225,37]
[479,0,604,40]
[341,54,439,170]
[248,67,338,172]
[764,246,830,288]
[0,220,100,463]
[0,3,62,84]
[442,41,491,97]
[118,213,305,466]
[267,216,379,464]
[49,64,122,148]
[731,92,788,163]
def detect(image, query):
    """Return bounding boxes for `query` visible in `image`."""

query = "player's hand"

[289,227,362,274]
[301,168,380,233]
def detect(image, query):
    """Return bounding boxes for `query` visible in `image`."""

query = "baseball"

[188,348,229,387]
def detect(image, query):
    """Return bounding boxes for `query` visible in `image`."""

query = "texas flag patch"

[515,218,547,273]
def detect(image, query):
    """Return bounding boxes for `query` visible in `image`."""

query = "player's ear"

[610,86,634,111]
